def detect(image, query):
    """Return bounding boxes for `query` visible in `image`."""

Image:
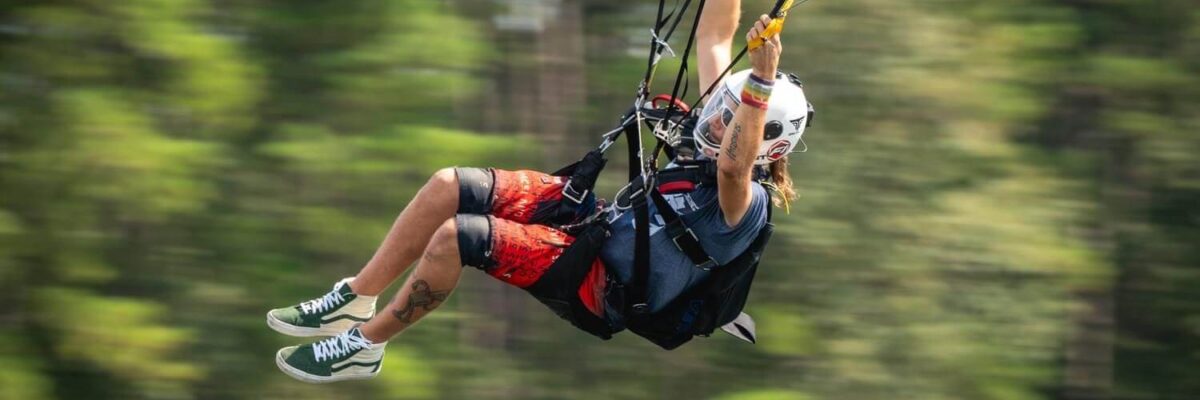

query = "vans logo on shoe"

[321,313,371,324]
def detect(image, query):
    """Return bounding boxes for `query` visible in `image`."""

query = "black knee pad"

[454,167,493,214]
[455,214,494,271]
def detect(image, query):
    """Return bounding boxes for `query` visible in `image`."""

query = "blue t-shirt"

[599,179,770,325]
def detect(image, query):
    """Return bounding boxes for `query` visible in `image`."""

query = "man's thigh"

[454,167,567,224]
[455,214,606,317]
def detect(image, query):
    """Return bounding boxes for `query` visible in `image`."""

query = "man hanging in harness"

[266,0,815,383]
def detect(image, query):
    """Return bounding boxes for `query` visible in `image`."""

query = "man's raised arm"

[696,0,740,99]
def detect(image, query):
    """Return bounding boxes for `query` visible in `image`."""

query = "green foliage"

[715,389,813,400]
[34,288,202,397]
[0,334,54,400]
[373,346,439,400]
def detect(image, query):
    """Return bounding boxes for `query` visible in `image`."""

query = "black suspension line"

[662,0,708,126]
[603,0,804,154]
[652,0,708,169]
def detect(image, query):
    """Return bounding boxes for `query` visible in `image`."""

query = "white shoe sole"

[266,311,369,337]
[275,348,380,384]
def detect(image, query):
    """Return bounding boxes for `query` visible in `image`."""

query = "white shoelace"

[312,330,373,362]
[299,284,347,315]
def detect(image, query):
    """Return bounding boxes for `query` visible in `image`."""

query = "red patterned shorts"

[454,168,607,317]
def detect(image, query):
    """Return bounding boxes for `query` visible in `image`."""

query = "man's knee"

[429,168,457,189]
[453,214,493,271]
[426,218,460,261]
[422,168,458,201]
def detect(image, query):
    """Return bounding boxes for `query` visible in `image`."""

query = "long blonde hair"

[767,156,796,208]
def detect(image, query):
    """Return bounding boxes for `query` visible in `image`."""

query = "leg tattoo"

[391,280,450,324]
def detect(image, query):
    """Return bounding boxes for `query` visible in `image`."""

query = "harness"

[533,0,802,349]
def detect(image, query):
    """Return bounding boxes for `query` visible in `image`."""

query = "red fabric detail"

[651,94,691,113]
[484,217,608,315]
[491,169,566,224]
[483,168,607,317]
[657,180,696,194]
[486,217,572,288]
[578,260,607,317]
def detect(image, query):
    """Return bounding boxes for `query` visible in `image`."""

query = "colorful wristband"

[741,73,774,110]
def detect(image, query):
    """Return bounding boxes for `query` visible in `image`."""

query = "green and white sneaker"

[276,327,386,383]
[267,277,377,337]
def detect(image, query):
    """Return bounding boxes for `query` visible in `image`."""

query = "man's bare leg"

[272,218,462,383]
[350,168,461,296]
[358,218,462,343]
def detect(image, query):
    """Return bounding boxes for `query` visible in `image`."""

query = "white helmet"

[693,69,812,165]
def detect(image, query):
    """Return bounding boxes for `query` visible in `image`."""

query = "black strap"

[628,159,718,314]
[558,148,607,204]
[627,117,652,315]
[650,188,719,270]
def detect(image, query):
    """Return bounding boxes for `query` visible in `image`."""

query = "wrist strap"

[741,73,774,109]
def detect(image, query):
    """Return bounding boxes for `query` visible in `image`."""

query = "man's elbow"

[717,159,749,182]
[697,36,734,55]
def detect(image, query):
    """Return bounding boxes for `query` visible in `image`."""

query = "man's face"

[698,89,739,156]
[704,106,734,142]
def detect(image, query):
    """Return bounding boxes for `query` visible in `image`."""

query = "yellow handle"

[748,0,794,50]
[748,18,785,50]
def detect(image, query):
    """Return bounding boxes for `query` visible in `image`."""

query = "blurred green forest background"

[1,0,1197,399]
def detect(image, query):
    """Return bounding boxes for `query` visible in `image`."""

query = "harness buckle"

[671,226,719,271]
[613,178,651,211]
[561,181,590,205]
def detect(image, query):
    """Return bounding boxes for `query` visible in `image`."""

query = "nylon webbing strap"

[627,116,652,314]
[650,188,719,270]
